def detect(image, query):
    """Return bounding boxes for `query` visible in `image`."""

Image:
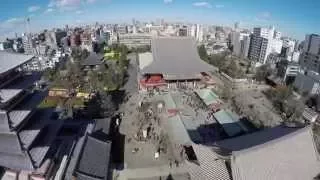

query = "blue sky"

[0,0,319,40]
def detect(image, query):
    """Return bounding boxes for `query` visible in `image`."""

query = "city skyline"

[0,0,319,40]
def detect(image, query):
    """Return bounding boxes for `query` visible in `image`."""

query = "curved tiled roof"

[188,144,231,180]
[76,135,111,180]
[0,51,34,75]
[228,126,320,180]
[142,37,216,75]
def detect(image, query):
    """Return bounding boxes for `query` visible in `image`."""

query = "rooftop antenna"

[25,17,30,35]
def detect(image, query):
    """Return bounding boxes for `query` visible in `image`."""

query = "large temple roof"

[142,37,217,75]
[0,51,34,75]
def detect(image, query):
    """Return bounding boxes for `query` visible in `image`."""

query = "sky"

[0,0,319,40]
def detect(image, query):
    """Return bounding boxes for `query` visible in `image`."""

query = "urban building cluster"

[0,18,320,180]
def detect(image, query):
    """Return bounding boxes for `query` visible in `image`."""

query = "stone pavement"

[114,164,189,180]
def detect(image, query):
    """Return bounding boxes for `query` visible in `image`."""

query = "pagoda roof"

[0,51,34,75]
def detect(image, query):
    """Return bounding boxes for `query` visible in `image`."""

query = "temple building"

[0,51,62,179]
[138,37,217,92]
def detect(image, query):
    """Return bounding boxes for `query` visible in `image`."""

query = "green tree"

[64,61,84,92]
[221,85,232,100]
[226,60,238,78]
[270,85,293,112]
[284,99,304,122]
[208,54,226,69]
[255,64,271,83]
[119,45,129,69]
[198,45,208,61]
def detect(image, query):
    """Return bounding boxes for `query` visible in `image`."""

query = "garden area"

[44,44,130,93]
[40,44,131,119]
[198,45,253,79]
[264,85,305,123]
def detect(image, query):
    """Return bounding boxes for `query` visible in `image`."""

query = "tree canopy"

[198,44,208,61]
[255,64,271,82]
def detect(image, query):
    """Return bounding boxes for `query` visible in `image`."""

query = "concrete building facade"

[249,26,283,64]
[188,24,203,42]
[231,31,250,58]
[117,34,152,48]
[294,71,320,95]
[299,34,320,73]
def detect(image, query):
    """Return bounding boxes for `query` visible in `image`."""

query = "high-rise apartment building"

[188,24,203,42]
[231,31,250,58]
[281,37,297,61]
[178,26,188,37]
[196,24,203,42]
[299,34,320,73]
[249,26,283,64]
[22,34,35,55]
[54,30,67,47]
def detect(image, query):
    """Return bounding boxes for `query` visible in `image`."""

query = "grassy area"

[38,96,86,109]
[104,50,121,61]
[70,97,86,107]
[38,97,61,108]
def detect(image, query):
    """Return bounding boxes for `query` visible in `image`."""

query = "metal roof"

[138,52,153,71]
[77,173,103,180]
[94,118,112,135]
[229,126,320,180]
[0,152,33,170]
[142,37,216,75]
[76,135,111,180]
[163,93,177,110]
[0,89,23,104]
[0,133,23,154]
[192,144,231,180]
[82,53,104,66]
[195,89,220,106]
[167,115,192,145]
[216,125,300,151]
[213,110,243,137]
[9,110,33,129]
[0,51,34,75]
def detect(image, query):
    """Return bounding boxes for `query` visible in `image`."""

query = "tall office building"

[231,31,250,58]
[188,24,203,42]
[249,26,282,64]
[178,26,188,37]
[281,37,296,61]
[294,34,320,95]
[188,24,196,37]
[196,24,203,42]
[234,22,240,31]
[22,34,35,55]
[299,34,320,73]
[54,30,67,47]
[274,30,281,40]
